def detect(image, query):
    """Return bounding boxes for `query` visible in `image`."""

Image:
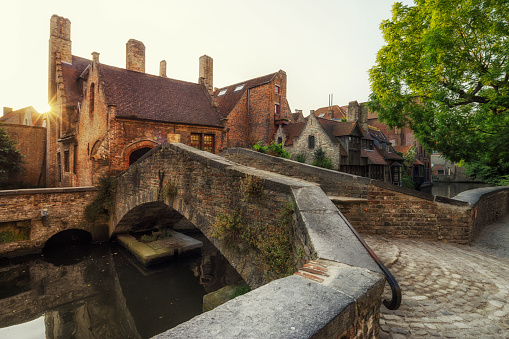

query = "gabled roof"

[393,145,413,156]
[281,122,306,146]
[213,72,278,118]
[0,106,44,127]
[362,148,387,165]
[96,63,222,127]
[314,105,346,120]
[316,117,359,141]
[60,56,223,127]
[61,56,90,107]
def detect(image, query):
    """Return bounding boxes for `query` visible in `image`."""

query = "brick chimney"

[199,55,213,94]
[126,39,145,73]
[48,15,72,101]
[347,101,368,131]
[92,51,100,64]
[160,60,167,77]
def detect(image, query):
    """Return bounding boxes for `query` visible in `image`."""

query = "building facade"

[47,15,225,187]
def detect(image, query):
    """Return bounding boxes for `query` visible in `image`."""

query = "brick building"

[313,101,432,186]
[1,106,45,127]
[213,71,290,148]
[47,15,225,187]
[276,104,403,185]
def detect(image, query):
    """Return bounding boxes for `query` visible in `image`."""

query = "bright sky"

[0,0,414,115]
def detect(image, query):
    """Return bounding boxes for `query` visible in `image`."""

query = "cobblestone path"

[364,218,509,339]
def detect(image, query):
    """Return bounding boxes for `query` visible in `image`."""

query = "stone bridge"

[112,143,388,337]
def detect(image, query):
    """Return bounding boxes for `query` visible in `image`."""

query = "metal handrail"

[337,208,402,310]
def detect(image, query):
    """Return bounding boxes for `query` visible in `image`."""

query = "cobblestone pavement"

[364,217,509,339]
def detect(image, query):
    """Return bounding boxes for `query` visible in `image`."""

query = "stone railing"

[222,148,509,244]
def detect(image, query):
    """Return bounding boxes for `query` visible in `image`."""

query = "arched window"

[129,147,152,166]
[89,83,95,114]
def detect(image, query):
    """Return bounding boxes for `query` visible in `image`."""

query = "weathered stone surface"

[155,272,383,339]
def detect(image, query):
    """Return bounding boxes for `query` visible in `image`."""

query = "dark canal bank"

[421,182,491,198]
[0,232,243,338]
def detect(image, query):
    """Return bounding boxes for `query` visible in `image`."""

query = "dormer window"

[234,84,245,92]
[218,89,227,96]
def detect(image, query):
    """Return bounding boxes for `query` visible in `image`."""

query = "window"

[275,85,280,94]
[274,104,281,115]
[89,83,95,114]
[218,89,227,96]
[190,133,202,149]
[234,84,245,92]
[277,137,283,144]
[203,134,214,153]
[64,150,69,172]
[308,135,315,149]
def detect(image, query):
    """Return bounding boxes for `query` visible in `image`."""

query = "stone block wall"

[0,187,108,257]
[2,124,46,187]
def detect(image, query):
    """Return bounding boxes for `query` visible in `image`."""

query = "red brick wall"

[226,71,288,148]
[2,125,46,187]
[108,118,224,176]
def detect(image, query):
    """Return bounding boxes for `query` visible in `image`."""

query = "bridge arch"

[111,143,383,288]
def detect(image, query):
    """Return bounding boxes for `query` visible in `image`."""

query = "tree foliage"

[369,0,509,183]
[0,126,24,188]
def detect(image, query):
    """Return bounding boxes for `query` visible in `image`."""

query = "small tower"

[126,39,145,73]
[199,55,213,94]
[48,15,72,102]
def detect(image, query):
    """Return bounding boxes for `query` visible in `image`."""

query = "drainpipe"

[247,88,250,147]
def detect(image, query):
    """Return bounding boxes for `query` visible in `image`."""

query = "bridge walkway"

[364,215,509,338]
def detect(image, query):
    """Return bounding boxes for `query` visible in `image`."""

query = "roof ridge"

[215,71,278,90]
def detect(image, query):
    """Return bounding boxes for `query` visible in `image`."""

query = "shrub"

[311,148,333,169]
[84,176,117,223]
[294,153,307,163]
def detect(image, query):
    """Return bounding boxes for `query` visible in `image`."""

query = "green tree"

[0,126,24,188]
[369,0,509,183]
[311,147,333,169]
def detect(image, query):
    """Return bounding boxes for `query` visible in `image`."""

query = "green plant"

[294,153,307,163]
[311,148,333,169]
[267,142,290,159]
[211,203,295,278]
[252,141,268,154]
[230,284,251,299]
[84,176,117,223]
[0,230,29,244]
[162,179,178,199]
[240,174,264,200]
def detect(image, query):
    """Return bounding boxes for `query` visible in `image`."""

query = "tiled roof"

[282,122,306,146]
[316,117,358,140]
[414,158,425,166]
[314,105,346,120]
[97,63,223,127]
[362,149,387,165]
[213,72,277,118]
[393,145,413,156]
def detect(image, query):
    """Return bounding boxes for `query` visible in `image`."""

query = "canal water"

[0,232,243,338]
[421,182,491,198]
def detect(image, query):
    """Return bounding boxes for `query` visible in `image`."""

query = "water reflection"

[0,232,243,338]
[421,182,491,198]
